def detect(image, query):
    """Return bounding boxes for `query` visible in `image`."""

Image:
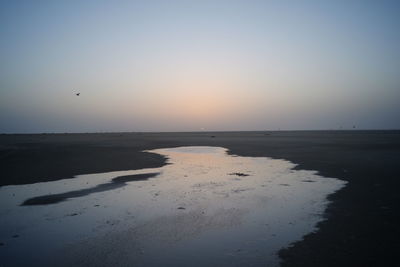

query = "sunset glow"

[1,0,399,132]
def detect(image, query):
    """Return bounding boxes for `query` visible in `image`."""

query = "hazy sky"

[1,0,399,133]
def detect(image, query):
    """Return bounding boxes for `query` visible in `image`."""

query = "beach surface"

[1,131,399,266]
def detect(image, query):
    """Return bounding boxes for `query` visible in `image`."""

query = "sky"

[1,0,399,133]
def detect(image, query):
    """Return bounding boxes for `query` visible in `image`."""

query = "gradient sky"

[1,0,399,133]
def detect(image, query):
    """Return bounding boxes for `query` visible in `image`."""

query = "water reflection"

[0,146,346,267]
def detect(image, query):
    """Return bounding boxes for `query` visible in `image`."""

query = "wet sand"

[1,131,399,266]
[2,147,345,266]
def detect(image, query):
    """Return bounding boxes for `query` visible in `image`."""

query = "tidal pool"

[0,147,346,267]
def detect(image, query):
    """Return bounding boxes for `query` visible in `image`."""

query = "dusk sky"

[1,0,399,133]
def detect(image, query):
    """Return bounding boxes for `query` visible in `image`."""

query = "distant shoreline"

[1,129,400,135]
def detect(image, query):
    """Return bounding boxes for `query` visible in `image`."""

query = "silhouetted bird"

[76,93,80,96]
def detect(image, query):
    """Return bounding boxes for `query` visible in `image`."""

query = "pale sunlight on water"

[0,147,346,267]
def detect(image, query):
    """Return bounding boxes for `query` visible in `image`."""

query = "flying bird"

[76,93,80,96]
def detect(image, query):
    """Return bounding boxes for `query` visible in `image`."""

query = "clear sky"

[1,0,399,133]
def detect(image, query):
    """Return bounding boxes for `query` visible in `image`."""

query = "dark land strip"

[21,172,160,205]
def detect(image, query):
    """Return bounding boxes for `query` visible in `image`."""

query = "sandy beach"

[1,130,399,266]
[2,1,399,265]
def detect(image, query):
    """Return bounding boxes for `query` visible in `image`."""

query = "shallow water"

[0,146,346,267]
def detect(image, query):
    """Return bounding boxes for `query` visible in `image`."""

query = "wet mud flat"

[1,130,400,266]
[0,146,345,266]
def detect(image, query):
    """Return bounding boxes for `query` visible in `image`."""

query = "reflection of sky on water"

[0,147,346,266]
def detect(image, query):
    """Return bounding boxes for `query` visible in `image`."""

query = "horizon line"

[1,129,400,135]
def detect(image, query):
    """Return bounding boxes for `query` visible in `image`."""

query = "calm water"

[0,147,346,266]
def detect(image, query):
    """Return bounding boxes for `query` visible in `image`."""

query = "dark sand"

[21,172,160,205]
[1,131,399,266]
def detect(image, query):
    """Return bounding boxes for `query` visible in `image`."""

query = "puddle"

[0,146,346,267]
